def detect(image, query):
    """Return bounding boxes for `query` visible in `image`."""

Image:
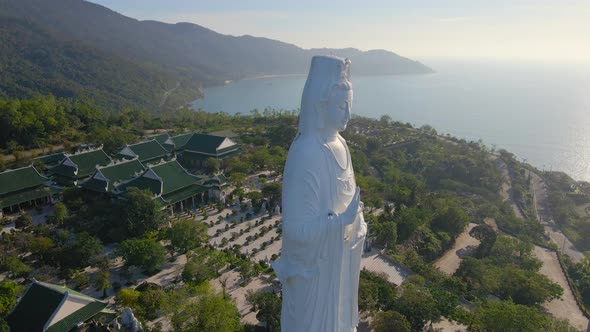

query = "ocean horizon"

[193,59,590,182]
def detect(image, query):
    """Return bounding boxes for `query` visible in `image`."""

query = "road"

[529,170,585,263]
[497,158,588,330]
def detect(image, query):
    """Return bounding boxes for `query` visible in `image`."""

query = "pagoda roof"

[50,149,112,179]
[33,152,67,167]
[121,159,208,204]
[151,159,202,195]
[0,165,48,196]
[177,133,239,156]
[167,133,192,149]
[147,132,171,145]
[6,280,108,332]
[81,158,145,193]
[116,139,168,163]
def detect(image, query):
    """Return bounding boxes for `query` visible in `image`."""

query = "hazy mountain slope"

[0,17,202,112]
[0,0,433,82]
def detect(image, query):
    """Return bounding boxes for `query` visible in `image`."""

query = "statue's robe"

[273,134,367,332]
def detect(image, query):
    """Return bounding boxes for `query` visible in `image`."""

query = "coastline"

[223,73,307,86]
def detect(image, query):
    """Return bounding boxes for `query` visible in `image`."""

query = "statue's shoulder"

[288,136,326,162]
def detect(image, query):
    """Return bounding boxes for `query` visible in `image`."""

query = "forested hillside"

[0,17,201,112]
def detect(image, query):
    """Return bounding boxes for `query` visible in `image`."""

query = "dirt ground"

[434,223,480,276]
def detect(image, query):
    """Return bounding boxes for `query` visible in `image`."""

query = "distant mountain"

[0,17,200,112]
[0,0,433,112]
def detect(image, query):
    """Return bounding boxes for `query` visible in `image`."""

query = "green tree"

[167,283,242,332]
[394,283,440,331]
[121,188,164,236]
[52,202,67,225]
[117,238,165,273]
[204,157,220,174]
[118,288,141,307]
[372,310,411,332]
[182,249,226,284]
[246,290,281,332]
[166,218,208,253]
[261,182,282,207]
[0,281,22,316]
[27,236,55,262]
[60,232,103,269]
[431,206,468,238]
[2,256,32,278]
[94,269,111,298]
[470,301,546,332]
[14,212,32,229]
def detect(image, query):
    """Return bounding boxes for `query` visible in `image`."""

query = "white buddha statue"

[273,55,367,332]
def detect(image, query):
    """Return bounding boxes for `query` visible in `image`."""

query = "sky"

[89,0,590,62]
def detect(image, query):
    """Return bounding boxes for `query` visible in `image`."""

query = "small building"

[0,165,60,217]
[6,280,117,332]
[175,133,240,169]
[115,139,169,164]
[202,174,230,202]
[80,158,145,194]
[122,158,207,212]
[49,148,112,186]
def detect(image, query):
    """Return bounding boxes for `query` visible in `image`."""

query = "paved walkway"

[533,246,589,330]
[360,250,412,286]
[529,170,585,264]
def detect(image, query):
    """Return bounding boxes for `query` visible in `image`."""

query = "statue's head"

[298,55,353,136]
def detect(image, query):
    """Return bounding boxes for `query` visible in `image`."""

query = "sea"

[192,59,590,182]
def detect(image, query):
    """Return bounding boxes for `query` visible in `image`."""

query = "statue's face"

[325,86,353,132]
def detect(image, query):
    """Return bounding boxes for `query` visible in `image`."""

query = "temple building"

[6,280,117,332]
[49,147,112,186]
[0,165,60,217]
[174,133,240,169]
[80,158,145,194]
[115,139,169,164]
[121,158,208,212]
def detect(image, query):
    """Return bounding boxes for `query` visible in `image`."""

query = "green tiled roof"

[82,159,145,192]
[162,184,207,204]
[0,165,47,195]
[121,176,162,195]
[118,140,168,163]
[7,281,110,332]
[6,282,64,331]
[178,133,234,155]
[120,160,202,202]
[151,160,201,195]
[33,152,66,167]
[0,186,58,209]
[170,133,192,149]
[51,149,112,179]
[46,301,107,332]
[148,133,170,145]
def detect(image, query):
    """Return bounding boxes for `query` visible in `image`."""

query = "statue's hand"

[335,186,360,226]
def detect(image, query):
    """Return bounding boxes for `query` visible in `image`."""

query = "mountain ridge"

[0,0,433,112]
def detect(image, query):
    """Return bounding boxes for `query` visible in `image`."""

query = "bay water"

[193,59,590,181]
